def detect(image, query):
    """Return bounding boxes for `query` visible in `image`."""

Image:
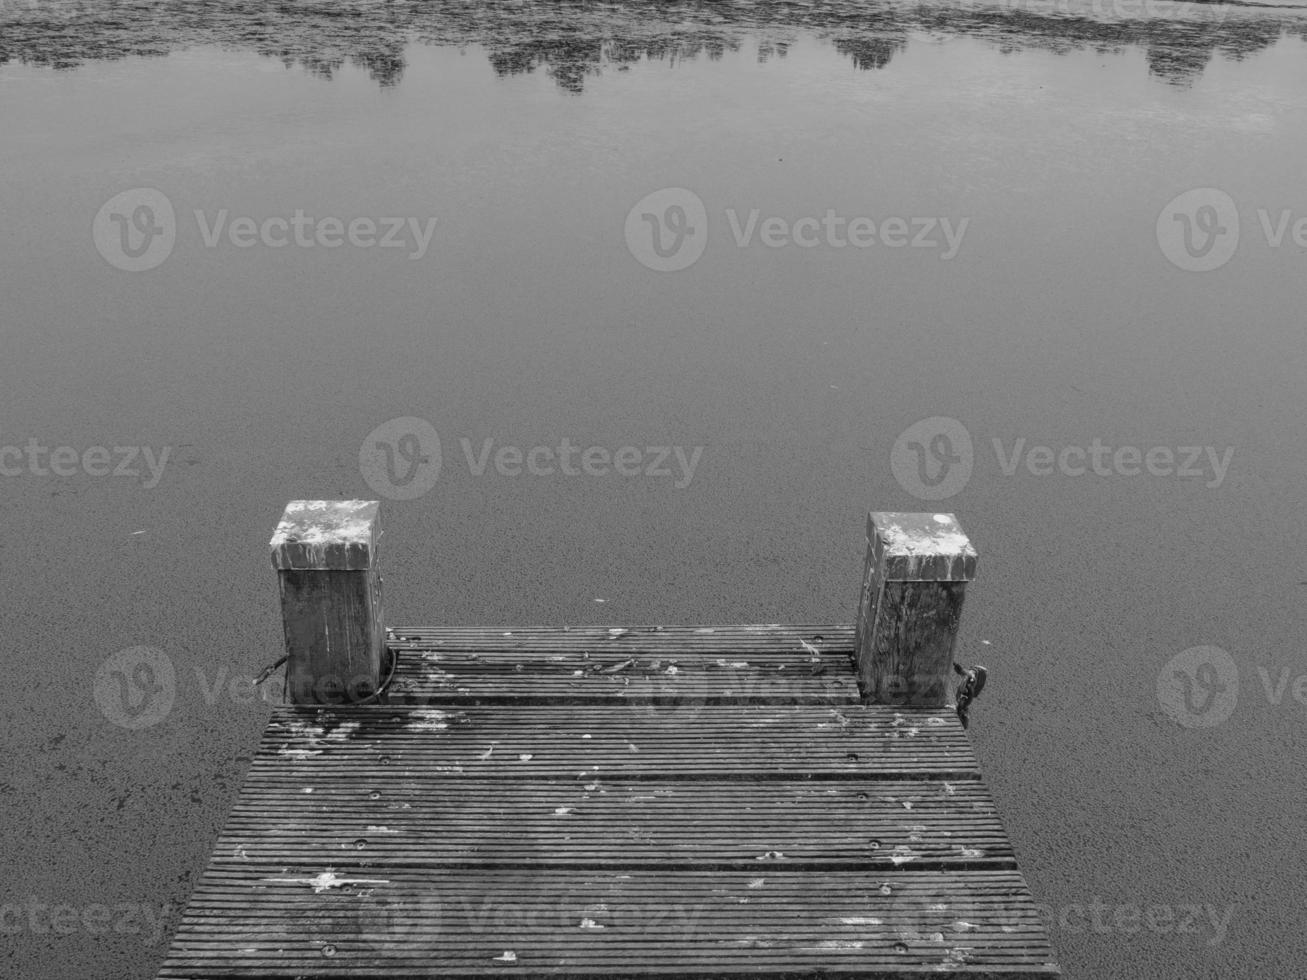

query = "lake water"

[2,1,1306,977]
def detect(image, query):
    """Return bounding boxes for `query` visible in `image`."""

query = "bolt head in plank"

[270,500,385,705]
[855,512,977,707]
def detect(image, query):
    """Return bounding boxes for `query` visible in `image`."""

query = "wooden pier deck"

[157,625,1059,978]
[155,502,1060,978]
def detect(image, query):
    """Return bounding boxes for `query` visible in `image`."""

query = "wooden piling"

[269,499,385,705]
[854,511,978,707]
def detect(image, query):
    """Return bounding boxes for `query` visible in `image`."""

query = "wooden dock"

[156,504,1060,979]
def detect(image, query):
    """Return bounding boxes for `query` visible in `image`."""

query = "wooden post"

[854,511,977,707]
[270,500,385,705]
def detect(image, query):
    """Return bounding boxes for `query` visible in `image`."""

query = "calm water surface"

[2,2,1306,978]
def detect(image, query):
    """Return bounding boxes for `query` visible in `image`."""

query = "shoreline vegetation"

[1,0,1305,89]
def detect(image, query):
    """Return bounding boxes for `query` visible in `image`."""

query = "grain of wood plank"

[255,704,979,780]
[156,626,1059,979]
[213,777,1010,871]
[387,625,856,704]
[157,869,1058,978]
[387,624,855,649]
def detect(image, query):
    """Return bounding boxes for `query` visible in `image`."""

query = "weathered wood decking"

[157,625,1060,978]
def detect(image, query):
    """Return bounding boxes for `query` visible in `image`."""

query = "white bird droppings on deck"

[889,846,919,865]
[325,721,359,741]
[263,870,390,894]
[408,709,454,731]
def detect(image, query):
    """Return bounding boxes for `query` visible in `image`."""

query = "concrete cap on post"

[855,511,978,708]
[270,500,385,705]
[866,512,977,583]
[271,499,381,571]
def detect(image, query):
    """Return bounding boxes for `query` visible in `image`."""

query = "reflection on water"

[1,0,1305,89]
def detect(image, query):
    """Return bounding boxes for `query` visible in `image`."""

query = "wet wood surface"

[157,625,1060,978]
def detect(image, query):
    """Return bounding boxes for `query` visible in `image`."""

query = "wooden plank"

[386,625,855,652]
[156,868,1059,978]
[257,704,981,780]
[157,623,1059,978]
[386,629,857,705]
[214,778,1010,870]
[391,654,856,705]
[387,626,858,703]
